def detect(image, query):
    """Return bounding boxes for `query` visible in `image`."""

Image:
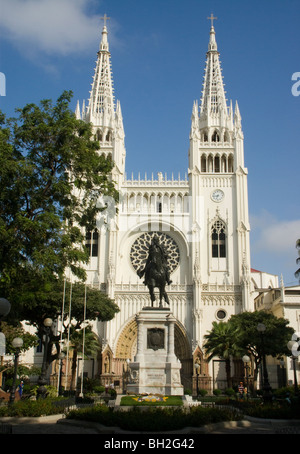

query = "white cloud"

[0,0,104,56]
[251,211,300,254]
[250,210,300,283]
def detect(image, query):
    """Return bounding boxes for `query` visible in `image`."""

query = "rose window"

[130,232,180,274]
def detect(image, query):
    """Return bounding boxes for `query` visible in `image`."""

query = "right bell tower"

[189,15,252,347]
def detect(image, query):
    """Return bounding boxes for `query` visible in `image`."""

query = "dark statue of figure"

[137,235,172,307]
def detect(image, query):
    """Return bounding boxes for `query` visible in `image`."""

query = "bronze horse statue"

[137,236,172,308]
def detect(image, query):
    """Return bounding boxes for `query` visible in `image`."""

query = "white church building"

[70,17,276,392]
[16,17,300,394]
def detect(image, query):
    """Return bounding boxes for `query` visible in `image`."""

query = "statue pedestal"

[127,307,184,396]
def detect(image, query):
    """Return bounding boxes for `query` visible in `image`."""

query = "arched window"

[201,155,207,172]
[212,130,220,142]
[85,229,99,257]
[96,129,103,142]
[208,155,213,172]
[228,154,234,173]
[202,131,208,142]
[224,131,230,143]
[211,220,226,258]
[221,155,227,173]
[214,156,220,173]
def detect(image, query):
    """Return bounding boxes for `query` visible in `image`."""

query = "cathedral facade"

[75,19,254,391]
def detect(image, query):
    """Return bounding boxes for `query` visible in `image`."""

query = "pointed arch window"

[224,131,230,143]
[212,130,220,142]
[85,229,99,257]
[96,129,103,142]
[201,155,207,172]
[105,131,112,142]
[228,154,234,173]
[211,220,226,258]
[214,156,220,173]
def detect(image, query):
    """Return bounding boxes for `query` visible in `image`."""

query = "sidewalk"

[1,413,300,434]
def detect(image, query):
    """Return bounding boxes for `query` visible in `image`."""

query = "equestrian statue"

[137,235,172,308]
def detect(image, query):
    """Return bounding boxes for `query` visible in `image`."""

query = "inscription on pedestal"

[147,328,164,350]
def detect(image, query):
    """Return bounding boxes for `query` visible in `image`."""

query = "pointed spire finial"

[101,14,110,28]
[99,14,110,51]
[207,13,217,28]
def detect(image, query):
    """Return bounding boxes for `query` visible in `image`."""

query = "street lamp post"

[257,323,272,403]
[58,351,65,396]
[287,340,299,396]
[195,362,200,398]
[242,355,250,400]
[9,337,23,404]
[37,318,53,399]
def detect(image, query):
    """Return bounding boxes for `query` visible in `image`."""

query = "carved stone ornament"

[147,328,165,351]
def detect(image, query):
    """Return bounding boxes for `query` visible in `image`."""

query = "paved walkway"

[1,414,300,434]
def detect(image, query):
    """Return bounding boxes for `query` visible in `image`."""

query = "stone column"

[135,315,144,362]
[167,315,176,362]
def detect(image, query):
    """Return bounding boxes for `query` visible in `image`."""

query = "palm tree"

[67,327,101,391]
[203,321,243,388]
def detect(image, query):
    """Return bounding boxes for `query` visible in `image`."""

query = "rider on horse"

[137,235,172,286]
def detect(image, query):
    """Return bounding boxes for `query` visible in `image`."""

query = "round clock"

[211,189,224,202]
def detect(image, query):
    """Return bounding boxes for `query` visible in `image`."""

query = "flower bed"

[120,395,183,406]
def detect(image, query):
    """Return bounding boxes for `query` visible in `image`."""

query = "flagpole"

[57,278,66,395]
[80,284,87,397]
[65,280,72,393]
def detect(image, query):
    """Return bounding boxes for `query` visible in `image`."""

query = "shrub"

[0,399,68,417]
[213,389,222,396]
[93,385,105,394]
[198,389,208,397]
[224,388,236,397]
[242,401,300,419]
[273,386,299,398]
[109,388,117,398]
[66,405,242,431]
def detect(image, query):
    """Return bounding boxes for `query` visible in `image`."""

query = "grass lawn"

[120,395,183,406]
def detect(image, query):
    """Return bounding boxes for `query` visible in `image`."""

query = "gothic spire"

[86,15,115,124]
[200,22,228,121]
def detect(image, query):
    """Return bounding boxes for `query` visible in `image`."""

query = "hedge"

[66,405,242,431]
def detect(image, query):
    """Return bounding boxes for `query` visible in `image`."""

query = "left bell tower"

[75,15,126,190]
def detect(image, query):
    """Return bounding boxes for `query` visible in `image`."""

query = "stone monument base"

[127,307,184,396]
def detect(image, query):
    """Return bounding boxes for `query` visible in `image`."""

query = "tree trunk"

[71,349,77,391]
[225,358,232,388]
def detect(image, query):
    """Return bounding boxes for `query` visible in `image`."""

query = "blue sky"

[0,0,300,286]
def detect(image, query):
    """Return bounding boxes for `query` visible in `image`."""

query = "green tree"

[0,322,39,386]
[15,279,119,331]
[0,322,38,355]
[0,91,119,325]
[229,311,294,390]
[203,321,243,388]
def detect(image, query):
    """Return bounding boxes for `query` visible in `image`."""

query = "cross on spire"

[101,14,110,27]
[207,13,217,27]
